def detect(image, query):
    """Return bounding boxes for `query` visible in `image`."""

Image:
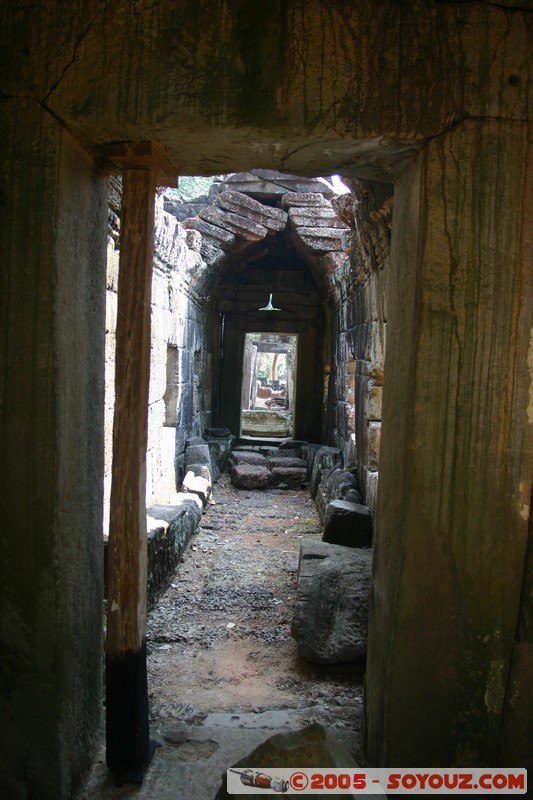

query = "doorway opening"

[240,332,298,439]
[96,168,382,797]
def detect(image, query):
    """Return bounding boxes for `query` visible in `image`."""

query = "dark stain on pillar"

[233,0,286,127]
[105,641,156,785]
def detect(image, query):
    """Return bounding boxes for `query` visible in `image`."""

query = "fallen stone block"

[309,446,343,498]
[306,442,323,477]
[267,457,307,469]
[230,464,272,490]
[185,443,211,467]
[216,723,361,800]
[228,450,268,467]
[292,539,372,664]
[205,432,235,478]
[316,467,361,523]
[187,463,212,487]
[182,470,211,506]
[323,499,372,548]
[279,439,307,453]
[344,488,364,505]
[185,435,206,448]
[205,427,232,437]
[241,408,291,437]
[271,466,307,488]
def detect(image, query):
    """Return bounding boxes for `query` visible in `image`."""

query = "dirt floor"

[80,474,365,799]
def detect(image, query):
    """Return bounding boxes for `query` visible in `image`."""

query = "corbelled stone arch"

[175,176,353,442]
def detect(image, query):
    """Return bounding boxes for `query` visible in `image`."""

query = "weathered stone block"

[271,466,307,488]
[230,464,272,490]
[320,251,348,279]
[367,421,381,471]
[288,206,347,229]
[187,463,212,485]
[344,488,363,505]
[206,433,235,475]
[185,443,211,467]
[292,540,373,664]
[295,226,346,253]
[268,457,307,469]
[273,448,301,460]
[316,468,361,523]
[309,446,343,498]
[185,435,206,448]
[228,451,268,467]
[215,191,287,233]
[323,499,372,548]
[281,192,331,208]
[182,470,211,506]
[181,216,236,250]
[241,408,291,437]
[198,205,268,241]
[365,381,383,421]
[306,443,323,478]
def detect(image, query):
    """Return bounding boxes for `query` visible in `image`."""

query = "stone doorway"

[240,333,298,440]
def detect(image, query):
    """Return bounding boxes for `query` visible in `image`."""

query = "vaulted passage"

[1,3,532,798]
[99,169,391,794]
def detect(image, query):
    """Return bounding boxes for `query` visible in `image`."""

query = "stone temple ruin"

[1,3,532,798]
[105,170,385,513]
[105,171,384,623]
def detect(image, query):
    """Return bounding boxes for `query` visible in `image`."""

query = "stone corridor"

[81,476,364,799]
[3,4,532,796]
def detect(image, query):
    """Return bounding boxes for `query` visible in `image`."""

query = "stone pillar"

[0,101,107,799]
[105,168,156,783]
[366,120,533,767]
[241,338,254,410]
[104,143,175,784]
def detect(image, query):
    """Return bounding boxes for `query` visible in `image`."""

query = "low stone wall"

[103,495,203,609]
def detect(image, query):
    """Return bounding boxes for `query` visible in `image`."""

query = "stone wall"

[0,110,107,800]
[328,183,393,512]
[104,182,208,528]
